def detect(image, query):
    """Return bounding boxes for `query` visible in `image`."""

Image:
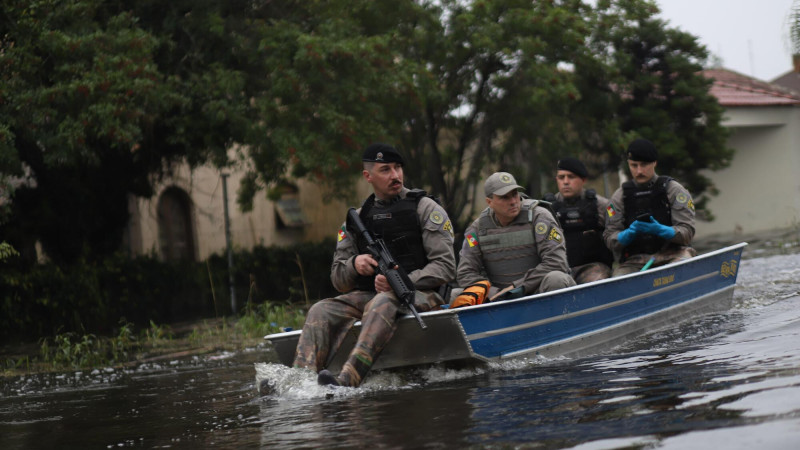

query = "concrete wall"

[127,162,371,260]
[696,105,800,238]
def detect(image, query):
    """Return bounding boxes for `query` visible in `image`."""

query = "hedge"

[0,239,337,341]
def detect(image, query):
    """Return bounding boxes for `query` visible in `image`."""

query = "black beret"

[626,138,658,162]
[362,143,404,164]
[557,157,588,178]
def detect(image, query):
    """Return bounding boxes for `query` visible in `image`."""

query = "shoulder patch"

[337,225,347,242]
[548,227,563,243]
[465,233,478,247]
[676,192,695,212]
[429,210,444,225]
[442,219,454,237]
[535,222,548,235]
[606,203,617,217]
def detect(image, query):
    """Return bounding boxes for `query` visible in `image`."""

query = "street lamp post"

[221,172,237,314]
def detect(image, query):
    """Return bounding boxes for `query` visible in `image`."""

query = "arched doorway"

[157,187,196,261]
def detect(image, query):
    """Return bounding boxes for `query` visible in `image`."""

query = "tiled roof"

[702,68,800,106]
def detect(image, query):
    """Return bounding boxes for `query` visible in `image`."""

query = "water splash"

[253,358,547,400]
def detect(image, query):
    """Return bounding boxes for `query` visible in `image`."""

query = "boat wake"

[254,354,559,400]
[253,362,484,399]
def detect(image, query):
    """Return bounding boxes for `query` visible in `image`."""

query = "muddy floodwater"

[2,243,800,449]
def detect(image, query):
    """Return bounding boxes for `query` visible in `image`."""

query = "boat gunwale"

[423,241,748,317]
[264,242,748,343]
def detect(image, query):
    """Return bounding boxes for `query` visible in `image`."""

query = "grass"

[1,302,306,377]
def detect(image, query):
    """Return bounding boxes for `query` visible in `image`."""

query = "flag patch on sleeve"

[466,233,478,247]
[606,204,617,217]
[337,226,347,242]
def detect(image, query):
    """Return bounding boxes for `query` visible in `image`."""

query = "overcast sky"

[656,0,796,81]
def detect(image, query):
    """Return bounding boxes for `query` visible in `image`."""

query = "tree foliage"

[1,0,733,263]
[1,0,180,263]
[393,0,596,224]
[394,0,730,228]
[1,0,416,262]
[588,0,731,215]
[791,0,800,55]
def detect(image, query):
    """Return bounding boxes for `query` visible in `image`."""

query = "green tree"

[0,0,419,262]
[235,0,429,206]
[384,0,730,229]
[1,1,180,263]
[0,0,733,264]
[387,0,594,227]
[586,0,732,216]
[790,1,800,55]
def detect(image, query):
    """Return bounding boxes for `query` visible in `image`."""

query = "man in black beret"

[292,143,456,388]
[603,138,696,275]
[543,157,614,284]
[360,142,404,165]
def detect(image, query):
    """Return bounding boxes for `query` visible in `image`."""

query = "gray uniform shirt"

[330,187,456,293]
[458,202,570,294]
[603,174,696,256]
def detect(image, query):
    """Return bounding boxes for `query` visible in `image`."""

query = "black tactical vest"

[349,190,429,291]
[545,190,613,267]
[622,176,672,258]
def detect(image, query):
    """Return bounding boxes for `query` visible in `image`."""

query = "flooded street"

[2,244,800,449]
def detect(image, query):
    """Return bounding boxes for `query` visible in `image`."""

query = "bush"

[229,237,339,308]
[0,239,337,342]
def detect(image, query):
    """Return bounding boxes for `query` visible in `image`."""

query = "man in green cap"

[456,171,575,303]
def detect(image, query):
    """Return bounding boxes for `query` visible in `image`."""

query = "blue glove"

[639,216,676,240]
[617,221,644,246]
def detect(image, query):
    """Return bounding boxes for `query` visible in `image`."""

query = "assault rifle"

[346,207,427,329]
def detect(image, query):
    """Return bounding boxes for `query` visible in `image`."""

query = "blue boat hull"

[265,243,746,371]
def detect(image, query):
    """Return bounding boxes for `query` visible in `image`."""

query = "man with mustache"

[293,143,456,388]
[455,172,574,306]
[603,138,696,276]
[543,157,614,284]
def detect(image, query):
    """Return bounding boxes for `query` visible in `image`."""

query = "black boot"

[258,378,275,395]
[317,369,341,386]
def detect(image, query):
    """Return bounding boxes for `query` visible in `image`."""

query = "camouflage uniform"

[293,187,456,387]
[603,174,696,276]
[458,199,575,298]
[549,191,613,284]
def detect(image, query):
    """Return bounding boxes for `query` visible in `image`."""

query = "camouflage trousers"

[292,289,443,387]
[571,262,612,284]
[612,246,697,276]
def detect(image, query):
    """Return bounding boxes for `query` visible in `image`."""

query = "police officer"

[603,139,696,276]
[293,143,456,388]
[457,172,575,302]
[544,157,614,284]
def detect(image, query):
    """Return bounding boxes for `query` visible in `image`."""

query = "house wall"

[128,162,371,260]
[696,105,800,238]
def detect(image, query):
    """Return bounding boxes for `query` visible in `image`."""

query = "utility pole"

[221,173,237,314]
